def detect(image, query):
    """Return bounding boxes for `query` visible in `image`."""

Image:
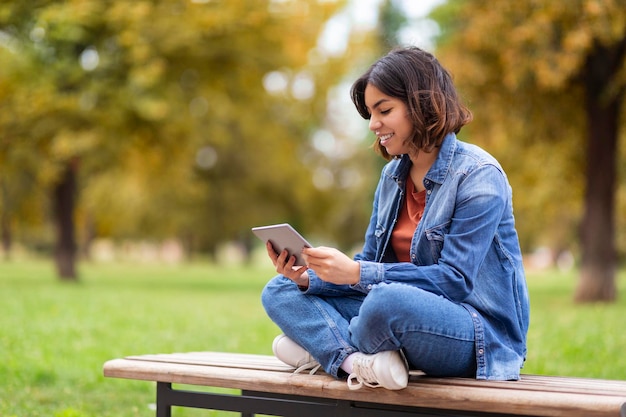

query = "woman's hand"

[302,246,360,285]
[266,241,309,288]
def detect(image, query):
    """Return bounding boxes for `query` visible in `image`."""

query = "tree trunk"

[53,159,79,281]
[575,41,625,303]
[1,179,11,260]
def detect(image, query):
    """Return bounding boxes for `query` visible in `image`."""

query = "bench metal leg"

[156,382,172,417]
[155,382,521,417]
[156,383,258,417]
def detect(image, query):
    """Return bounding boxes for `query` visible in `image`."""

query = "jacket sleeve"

[300,268,364,297]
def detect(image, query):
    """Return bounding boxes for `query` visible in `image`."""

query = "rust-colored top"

[391,176,426,262]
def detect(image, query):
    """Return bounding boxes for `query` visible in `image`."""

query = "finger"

[291,265,308,274]
[281,259,306,279]
[265,242,279,266]
[284,253,297,270]
[277,249,290,264]
[304,246,333,260]
[273,250,294,274]
[266,241,278,257]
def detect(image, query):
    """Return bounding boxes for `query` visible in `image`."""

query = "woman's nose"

[369,116,381,131]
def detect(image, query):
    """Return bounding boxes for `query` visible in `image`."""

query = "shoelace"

[347,355,380,390]
[293,360,321,375]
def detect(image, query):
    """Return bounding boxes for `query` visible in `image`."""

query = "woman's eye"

[380,108,391,115]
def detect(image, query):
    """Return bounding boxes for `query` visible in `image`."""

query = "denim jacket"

[306,133,529,380]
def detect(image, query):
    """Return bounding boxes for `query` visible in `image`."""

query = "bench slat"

[103,352,626,417]
[125,352,293,371]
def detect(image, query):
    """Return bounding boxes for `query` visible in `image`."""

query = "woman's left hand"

[302,246,360,285]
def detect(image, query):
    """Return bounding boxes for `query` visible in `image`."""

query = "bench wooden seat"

[103,351,626,417]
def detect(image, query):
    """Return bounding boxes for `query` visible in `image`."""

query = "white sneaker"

[347,350,409,390]
[272,334,321,375]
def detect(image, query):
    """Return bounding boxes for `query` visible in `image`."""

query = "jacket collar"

[426,132,456,185]
[387,133,457,186]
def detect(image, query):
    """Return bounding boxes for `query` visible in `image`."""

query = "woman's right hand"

[266,241,309,288]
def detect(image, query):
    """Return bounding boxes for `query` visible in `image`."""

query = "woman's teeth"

[379,133,393,144]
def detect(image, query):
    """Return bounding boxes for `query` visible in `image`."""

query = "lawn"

[0,258,625,417]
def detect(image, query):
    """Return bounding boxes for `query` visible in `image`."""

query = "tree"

[0,0,358,277]
[432,0,626,302]
[378,0,408,49]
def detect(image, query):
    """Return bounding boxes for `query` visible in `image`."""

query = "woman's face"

[364,83,413,157]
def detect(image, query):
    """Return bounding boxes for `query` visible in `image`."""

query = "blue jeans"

[262,276,477,379]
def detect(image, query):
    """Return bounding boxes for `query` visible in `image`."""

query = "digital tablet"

[252,223,312,266]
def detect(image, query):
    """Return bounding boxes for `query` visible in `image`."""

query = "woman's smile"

[378,132,394,146]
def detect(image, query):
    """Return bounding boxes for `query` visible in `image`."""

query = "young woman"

[261,46,529,390]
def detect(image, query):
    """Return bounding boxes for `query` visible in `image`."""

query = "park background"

[1,0,625,416]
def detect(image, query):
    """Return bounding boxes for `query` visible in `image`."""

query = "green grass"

[523,268,626,378]
[0,259,280,417]
[0,259,625,416]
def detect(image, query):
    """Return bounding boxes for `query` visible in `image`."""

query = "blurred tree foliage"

[377,0,407,49]
[0,0,382,278]
[432,0,626,302]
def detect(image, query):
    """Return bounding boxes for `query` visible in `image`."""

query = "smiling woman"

[259,46,530,392]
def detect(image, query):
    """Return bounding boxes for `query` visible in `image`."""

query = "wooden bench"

[103,351,626,417]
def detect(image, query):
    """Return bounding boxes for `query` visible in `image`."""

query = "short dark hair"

[350,46,473,160]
